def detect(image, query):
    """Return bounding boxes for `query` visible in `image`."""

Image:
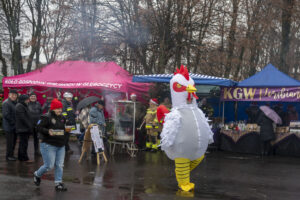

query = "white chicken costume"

[158,65,213,192]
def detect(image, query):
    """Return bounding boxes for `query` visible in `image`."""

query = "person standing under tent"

[78,105,91,143]
[161,96,172,110]
[62,92,76,154]
[198,98,214,118]
[28,92,42,156]
[16,95,33,162]
[245,102,260,124]
[2,89,18,161]
[139,98,160,152]
[89,100,108,153]
[128,93,146,149]
[34,98,70,191]
[257,106,275,156]
[287,105,299,125]
[42,97,53,114]
[89,100,106,135]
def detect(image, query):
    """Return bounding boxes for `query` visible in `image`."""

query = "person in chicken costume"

[157,65,214,192]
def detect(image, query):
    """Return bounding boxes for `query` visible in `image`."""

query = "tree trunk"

[280,0,294,74]
[224,0,240,78]
[0,42,8,76]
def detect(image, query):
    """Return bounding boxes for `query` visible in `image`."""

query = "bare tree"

[0,0,23,75]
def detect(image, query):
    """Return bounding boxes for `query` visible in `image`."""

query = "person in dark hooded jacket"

[257,107,275,156]
[28,92,42,155]
[2,89,18,161]
[16,94,33,162]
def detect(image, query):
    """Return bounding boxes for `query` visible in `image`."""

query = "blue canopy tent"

[238,63,300,87]
[133,73,236,122]
[221,64,300,156]
[223,63,300,123]
[133,73,236,86]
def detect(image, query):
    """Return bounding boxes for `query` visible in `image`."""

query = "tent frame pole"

[222,101,225,124]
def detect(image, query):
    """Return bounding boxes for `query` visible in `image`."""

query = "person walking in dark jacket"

[62,92,76,154]
[28,92,42,155]
[257,109,275,156]
[2,89,18,161]
[34,98,70,191]
[16,95,33,162]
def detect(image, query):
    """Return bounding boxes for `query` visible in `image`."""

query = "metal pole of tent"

[222,101,224,124]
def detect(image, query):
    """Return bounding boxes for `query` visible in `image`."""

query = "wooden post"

[97,152,100,166]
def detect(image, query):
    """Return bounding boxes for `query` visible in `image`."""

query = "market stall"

[220,64,300,155]
[133,72,237,150]
[2,61,150,116]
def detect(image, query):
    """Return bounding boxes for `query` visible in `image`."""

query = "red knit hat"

[50,98,63,110]
[150,98,158,105]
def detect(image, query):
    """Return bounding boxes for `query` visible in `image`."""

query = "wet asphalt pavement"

[0,136,300,200]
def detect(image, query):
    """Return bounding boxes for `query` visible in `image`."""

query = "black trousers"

[18,133,30,161]
[260,140,272,156]
[65,132,71,151]
[5,131,17,158]
[32,127,39,153]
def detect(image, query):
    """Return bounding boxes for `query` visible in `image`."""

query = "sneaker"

[33,173,41,186]
[55,183,67,192]
[6,156,17,161]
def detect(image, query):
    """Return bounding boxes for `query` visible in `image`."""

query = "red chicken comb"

[174,65,189,81]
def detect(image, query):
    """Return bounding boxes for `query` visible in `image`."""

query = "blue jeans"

[35,143,65,183]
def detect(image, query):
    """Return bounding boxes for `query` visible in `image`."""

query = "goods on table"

[289,121,300,133]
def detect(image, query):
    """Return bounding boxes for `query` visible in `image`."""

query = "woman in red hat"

[33,98,70,191]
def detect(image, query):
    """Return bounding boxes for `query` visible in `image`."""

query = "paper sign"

[90,126,104,152]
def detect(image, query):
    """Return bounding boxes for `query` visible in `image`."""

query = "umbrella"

[259,105,282,124]
[77,96,101,111]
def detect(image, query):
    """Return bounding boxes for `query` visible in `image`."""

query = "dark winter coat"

[15,102,33,134]
[2,98,17,132]
[28,101,42,125]
[37,111,67,147]
[246,105,260,124]
[89,106,106,134]
[62,99,76,126]
[42,102,51,114]
[257,111,275,141]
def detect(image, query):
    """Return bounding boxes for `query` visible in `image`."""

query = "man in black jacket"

[62,92,76,154]
[16,95,33,162]
[2,89,18,161]
[28,92,42,155]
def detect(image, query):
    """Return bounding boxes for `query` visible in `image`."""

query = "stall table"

[220,129,300,156]
[220,129,261,154]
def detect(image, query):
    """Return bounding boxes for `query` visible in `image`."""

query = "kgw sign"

[221,87,300,102]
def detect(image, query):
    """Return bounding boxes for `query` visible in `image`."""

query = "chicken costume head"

[170,65,198,107]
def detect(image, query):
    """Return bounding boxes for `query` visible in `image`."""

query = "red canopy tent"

[2,61,150,114]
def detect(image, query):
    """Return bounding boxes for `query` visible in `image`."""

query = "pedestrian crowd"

[1,89,176,192]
